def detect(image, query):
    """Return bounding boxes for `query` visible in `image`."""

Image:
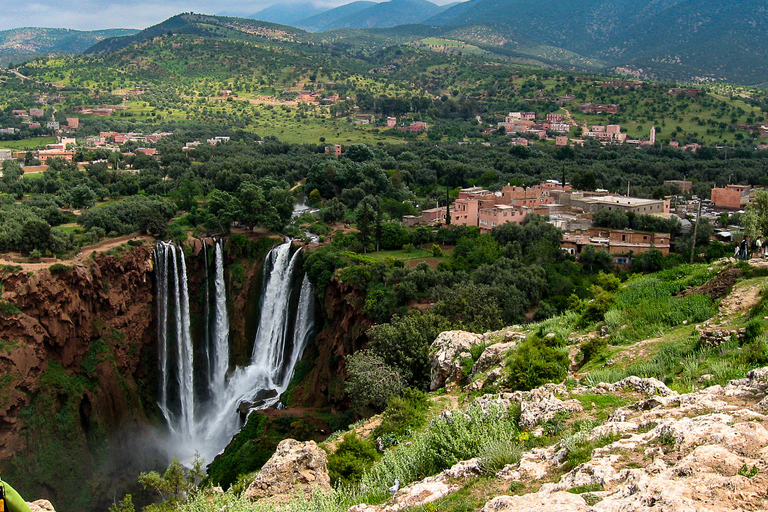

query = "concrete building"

[711,185,750,210]
[478,205,526,232]
[561,228,671,264]
[325,144,342,157]
[449,198,480,227]
[556,191,669,215]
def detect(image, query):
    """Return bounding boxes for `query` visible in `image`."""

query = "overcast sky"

[0,0,456,31]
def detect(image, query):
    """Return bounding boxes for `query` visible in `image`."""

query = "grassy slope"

[159,260,768,512]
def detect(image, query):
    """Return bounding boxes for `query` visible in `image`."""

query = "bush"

[503,338,569,391]
[367,313,450,389]
[361,403,518,493]
[49,263,73,274]
[372,389,429,440]
[345,350,407,412]
[579,337,608,367]
[326,433,379,486]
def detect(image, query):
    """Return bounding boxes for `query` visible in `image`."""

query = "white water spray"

[154,240,315,464]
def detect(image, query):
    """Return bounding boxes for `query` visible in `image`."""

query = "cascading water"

[154,239,315,463]
[154,242,195,439]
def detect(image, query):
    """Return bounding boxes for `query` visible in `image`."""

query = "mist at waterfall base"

[154,239,315,464]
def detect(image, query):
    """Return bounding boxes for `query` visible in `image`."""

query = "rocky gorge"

[0,235,369,512]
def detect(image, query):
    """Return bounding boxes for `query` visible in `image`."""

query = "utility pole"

[690,198,702,264]
[445,187,451,225]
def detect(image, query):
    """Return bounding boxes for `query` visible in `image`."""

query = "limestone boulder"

[429,330,482,390]
[27,501,56,512]
[604,376,677,397]
[469,341,518,380]
[481,492,591,512]
[519,394,583,429]
[244,438,331,502]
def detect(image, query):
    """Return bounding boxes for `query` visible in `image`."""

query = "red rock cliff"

[0,246,157,510]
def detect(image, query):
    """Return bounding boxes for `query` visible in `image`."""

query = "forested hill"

[0,27,137,67]
[84,13,317,55]
[424,0,768,85]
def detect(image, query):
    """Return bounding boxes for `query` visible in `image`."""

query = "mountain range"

[0,27,137,67]
[4,0,768,86]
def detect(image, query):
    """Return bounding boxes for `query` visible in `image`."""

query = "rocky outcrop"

[244,439,331,503]
[469,340,519,379]
[471,384,583,428]
[348,459,483,512]
[429,330,482,390]
[600,376,677,397]
[485,371,768,512]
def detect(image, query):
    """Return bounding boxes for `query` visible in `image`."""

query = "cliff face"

[292,278,372,408]
[0,246,158,511]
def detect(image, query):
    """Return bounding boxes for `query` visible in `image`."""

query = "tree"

[20,219,52,255]
[592,208,629,230]
[356,200,374,252]
[572,171,597,191]
[69,184,97,209]
[367,313,450,389]
[345,349,407,412]
[320,197,346,223]
[138,455,205,509]
[745,189,768,239]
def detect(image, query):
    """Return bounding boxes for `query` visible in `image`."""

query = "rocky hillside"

[175,259,768,512]
[0,244,158,510]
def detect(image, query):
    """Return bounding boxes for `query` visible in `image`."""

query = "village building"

[711,185,751,210]
[561,228,671,264]
[325,144,342,157]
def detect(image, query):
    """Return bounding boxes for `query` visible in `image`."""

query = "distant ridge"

[84,13,312,55]
[296,1,377,32]
[249,2,330,26]
[300,0,448,30]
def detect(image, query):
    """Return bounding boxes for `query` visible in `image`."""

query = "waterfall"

[211,239,229,397]
[154,239,315,464]
[154,242,195,439]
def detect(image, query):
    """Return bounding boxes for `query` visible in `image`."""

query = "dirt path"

[0,234,154,273]
[561,107,584,131]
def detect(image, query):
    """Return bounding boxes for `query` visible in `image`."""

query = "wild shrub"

[579,337,608,367]
[372,388,430,440]
[327,433,379,486]
[503,338,569,391]
[360,404,518,494]
[345,350,407,412]
[478,439,522,473]
[742,319,765,345]
[49,263,73,274]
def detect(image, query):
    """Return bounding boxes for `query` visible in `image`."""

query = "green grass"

[0,137,56,149]
[366,248,440,262]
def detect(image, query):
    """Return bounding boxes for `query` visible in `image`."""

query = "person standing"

[740,237,749,261]
[755,237,763,258]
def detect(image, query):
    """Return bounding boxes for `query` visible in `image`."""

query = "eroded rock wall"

[0,247,158,511]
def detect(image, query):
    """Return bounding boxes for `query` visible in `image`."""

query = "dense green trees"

[78,195,176,237]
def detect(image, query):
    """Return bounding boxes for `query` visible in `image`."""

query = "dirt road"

[0,234,155,273]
